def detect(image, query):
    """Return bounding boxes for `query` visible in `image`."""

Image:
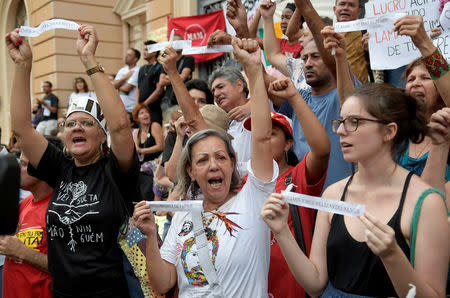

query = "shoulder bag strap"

[285,172,308,254]
[191,211,225,297]
[409,188,448,267]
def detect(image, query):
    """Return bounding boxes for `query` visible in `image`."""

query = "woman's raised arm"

[7,30,48,169]
[76,25,134,171]
[232,37,273,181]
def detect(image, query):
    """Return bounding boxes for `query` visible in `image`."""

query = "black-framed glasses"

[63,119,96,129]
[332,116,384,133]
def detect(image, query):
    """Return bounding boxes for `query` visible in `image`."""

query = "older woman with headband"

[6,25,139,297]
[133,38,278,296]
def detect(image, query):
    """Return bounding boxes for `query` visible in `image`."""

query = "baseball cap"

[244,111,293,138]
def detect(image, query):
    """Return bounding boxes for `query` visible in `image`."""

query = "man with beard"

[276,39,359,188]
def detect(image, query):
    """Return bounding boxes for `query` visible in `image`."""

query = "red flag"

[168,10,226,63]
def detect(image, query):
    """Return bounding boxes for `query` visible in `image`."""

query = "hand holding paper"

[260,193,290,235]
[132,200,157,236]
[359,212,400,258]
[321,26,346,58]
[76,25,99,67]
[5,29,32,66]
[158,46,178,74]
[394,15,435,56]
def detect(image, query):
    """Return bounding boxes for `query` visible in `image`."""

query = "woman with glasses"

[7,25,139,297]
[261,83,449,297]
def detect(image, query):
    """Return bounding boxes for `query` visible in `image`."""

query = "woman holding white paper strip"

[133,38,277,297]
[262,83,449,297]
[6,25,139,297]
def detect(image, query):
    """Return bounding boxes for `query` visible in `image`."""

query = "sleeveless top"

[138,128,160,162]
[326,172,413,297]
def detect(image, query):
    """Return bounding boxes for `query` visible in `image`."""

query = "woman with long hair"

[133,38,277,297]
[68,77,95,106]
[262,83,449,297]
[132,103,163,163]
[242,77,330,298]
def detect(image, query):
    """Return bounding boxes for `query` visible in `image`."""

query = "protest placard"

[365,0,442,69]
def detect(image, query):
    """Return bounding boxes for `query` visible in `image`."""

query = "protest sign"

[365,0,441,69]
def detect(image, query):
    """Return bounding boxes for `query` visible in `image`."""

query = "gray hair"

[208,66,249,98]
[176,129,242,199]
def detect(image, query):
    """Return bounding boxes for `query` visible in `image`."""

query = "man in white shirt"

[113,48,140,112]
[209,67,251,175]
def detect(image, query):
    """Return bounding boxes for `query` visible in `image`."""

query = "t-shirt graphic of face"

[181,227,219,286]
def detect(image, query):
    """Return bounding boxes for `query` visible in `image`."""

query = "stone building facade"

[0,0,196,144]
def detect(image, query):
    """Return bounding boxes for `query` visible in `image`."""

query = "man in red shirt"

[0,138,59,298]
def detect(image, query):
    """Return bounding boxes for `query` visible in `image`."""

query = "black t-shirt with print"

[28,142,140,297]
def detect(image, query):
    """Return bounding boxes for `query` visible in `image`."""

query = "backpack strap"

[409,188,448,267]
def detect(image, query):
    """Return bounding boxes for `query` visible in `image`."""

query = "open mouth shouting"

[208,177,223,188]
[72,136,87,145]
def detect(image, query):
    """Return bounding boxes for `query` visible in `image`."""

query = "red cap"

[244,112,293,138]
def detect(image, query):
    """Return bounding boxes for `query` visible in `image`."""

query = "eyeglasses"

[63,119,96,129]
[331,116,384,133]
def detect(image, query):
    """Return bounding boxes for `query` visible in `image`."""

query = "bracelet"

[421,48,449,79]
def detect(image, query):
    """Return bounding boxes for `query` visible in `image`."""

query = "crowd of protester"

[1,0,450,296]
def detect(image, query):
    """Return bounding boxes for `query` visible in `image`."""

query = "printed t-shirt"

[3,194,52,298]
[28,142,140,297]
[278,38,302,58]
[160,160,278,297]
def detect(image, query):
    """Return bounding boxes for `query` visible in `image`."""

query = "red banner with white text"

[168,10,226,63]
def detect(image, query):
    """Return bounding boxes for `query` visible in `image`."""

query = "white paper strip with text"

[281,191,365,217]
[19,19,80,37]
[146,40,192,53]
[182,45,234,55]
[334,14,405,33]
[146,200,203,212]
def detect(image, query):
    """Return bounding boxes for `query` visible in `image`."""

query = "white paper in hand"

[19,19,80,37]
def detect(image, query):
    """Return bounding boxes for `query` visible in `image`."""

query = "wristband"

[421,49,449,79]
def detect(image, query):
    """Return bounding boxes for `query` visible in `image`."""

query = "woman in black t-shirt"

[7,25,139,297]
[132,103,163,163]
